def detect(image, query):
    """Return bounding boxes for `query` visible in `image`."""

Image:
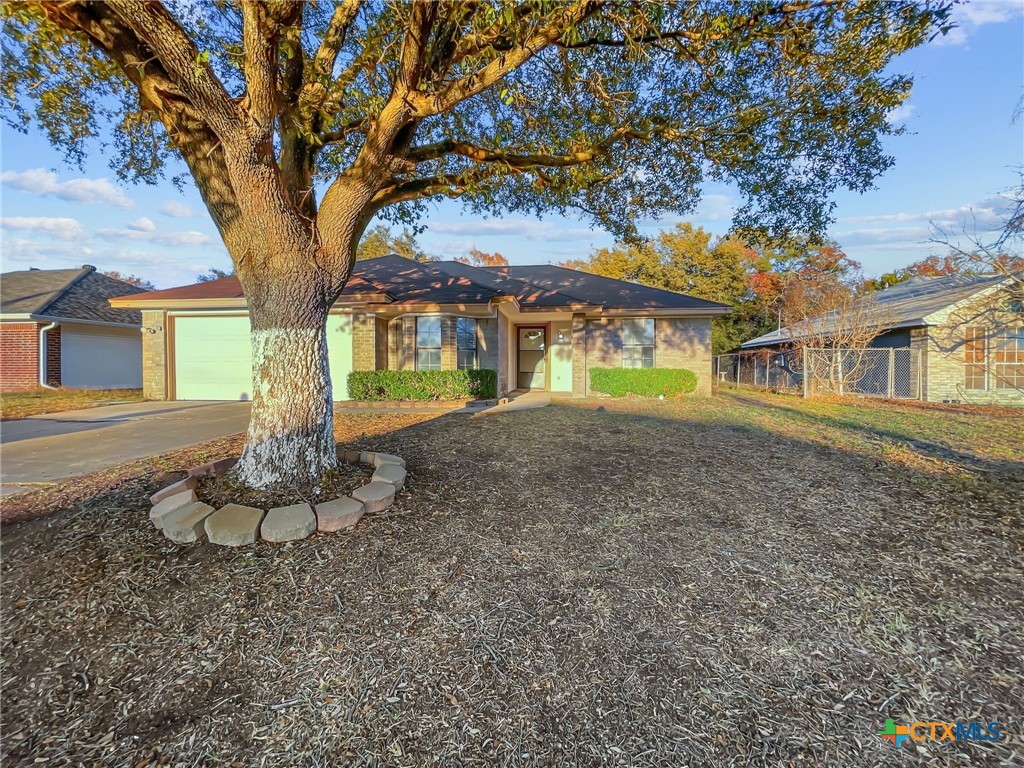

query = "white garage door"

[61,323,143,389]
[172,314,353,401]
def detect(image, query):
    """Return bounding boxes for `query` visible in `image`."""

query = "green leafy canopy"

[2,1,952,242]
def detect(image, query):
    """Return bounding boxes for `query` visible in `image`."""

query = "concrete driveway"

[1,401,251,496]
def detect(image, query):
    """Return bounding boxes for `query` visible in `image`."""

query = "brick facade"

[44,325,61,387]
[0,322,42,390]
[569,316,714,396]
[141,310,167,399]
[917,293,1024,406]
[352,313,376,371]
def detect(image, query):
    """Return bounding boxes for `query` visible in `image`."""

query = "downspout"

[38,320,59,390]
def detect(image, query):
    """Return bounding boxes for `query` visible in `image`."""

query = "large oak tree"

[2,0,949,489]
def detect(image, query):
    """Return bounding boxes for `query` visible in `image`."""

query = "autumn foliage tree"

[456,247,508,267]
[1,1,949,489]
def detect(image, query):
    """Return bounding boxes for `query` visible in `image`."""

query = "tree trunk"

[232,269,338,491]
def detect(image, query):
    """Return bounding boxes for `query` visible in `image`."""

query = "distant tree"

[456,247,508,268]
[196,266,235,283]
[2,0,949,489]
[97,269,155,291]
[355,224,432,262]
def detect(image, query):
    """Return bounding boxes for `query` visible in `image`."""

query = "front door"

[517,326,547,390]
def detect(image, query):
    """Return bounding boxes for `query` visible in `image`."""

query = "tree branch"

[411,0,598,117]
[104,0,240,137]
[310,0,361,83]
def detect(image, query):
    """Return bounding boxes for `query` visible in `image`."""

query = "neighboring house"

[109,255,730,401]
[741,273,1024,406]
[1,265,145,391]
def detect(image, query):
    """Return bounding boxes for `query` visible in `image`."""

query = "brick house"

[108,255,731,401]
[1,266,145,391]
[740,274,1024,406]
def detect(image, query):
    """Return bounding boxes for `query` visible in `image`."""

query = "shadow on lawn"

[2,402,1023,767]
[717,392,1024,479]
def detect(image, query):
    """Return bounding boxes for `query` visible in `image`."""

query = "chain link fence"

[714,347,922,400]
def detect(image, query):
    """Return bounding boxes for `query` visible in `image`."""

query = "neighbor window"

[456,317,478,370]
[965,327,987,390]
[993,327,1024,389]
[416,316,442,371]
[622,318,655,368]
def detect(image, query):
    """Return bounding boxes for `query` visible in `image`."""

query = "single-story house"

[740,273,1024,406]
[108,255,730,401]
[1,265,145,391]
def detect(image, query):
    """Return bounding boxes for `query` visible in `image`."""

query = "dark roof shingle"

[1,266,144,325]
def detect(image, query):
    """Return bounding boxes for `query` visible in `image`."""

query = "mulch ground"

[1,399,1022,767]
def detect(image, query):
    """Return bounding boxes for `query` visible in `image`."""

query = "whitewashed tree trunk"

[232,277,339,490]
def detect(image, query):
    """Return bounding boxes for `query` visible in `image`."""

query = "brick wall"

[0,322,41,390]
[142,310,167,399]
[45,325,61,387]
[920,295,1024,406]
[352,313,376,371]
[573,316,714,396]
[654,317,713,395]
[374,316,389,369]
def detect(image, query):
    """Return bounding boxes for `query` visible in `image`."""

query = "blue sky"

[2,2,1022,289]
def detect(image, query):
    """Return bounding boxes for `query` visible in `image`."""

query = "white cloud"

[1,238,96,263]
[96,225,213,247]
[838,194,1013,232]
[159,200,197,218]
[1,168,135,209]
[1,216,87,240]
[127,217,157,232]
[887,102,916,126]
[933,0,1024,46]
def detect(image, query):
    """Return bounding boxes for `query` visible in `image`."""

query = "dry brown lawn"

[1,393,1022,767]
[0,387,143,421]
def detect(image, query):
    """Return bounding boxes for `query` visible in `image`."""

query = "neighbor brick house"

[1,265,145,391]
[109,255,730,401]
[741,273,1024,406]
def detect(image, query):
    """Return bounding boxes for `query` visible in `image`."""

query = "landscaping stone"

[372,463,406,491]
[205,504,265,546]
[341,450,362,464]
[373,453,405,468]
[149,475,198,506]
[188,457,237,478]
[162,501,216,544]
[315,497,364,532]
[352,481,396,513]
[262,503,316,542]
[150,489,198,529]
[359,451,376,465]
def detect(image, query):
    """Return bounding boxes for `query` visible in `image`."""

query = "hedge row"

[347,369,497,401]
[589,367,697,397]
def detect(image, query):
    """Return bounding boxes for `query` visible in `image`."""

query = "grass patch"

[0,387,143,421]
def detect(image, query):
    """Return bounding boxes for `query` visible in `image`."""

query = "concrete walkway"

[1,401,252,496]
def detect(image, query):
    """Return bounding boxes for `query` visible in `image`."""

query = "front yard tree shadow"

[2,397,1022,766]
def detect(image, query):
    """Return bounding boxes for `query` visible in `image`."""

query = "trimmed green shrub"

[347,369,497,401]
[589,367,698,398]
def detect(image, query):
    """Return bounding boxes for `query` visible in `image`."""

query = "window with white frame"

[993,327,1024,389]
[456,317,478,370]
[622,318,655,368]
[965,327,987,390]
[416,316,442,370]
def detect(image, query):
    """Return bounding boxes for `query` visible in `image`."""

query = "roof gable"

[741,273,1015,348]
[1,266,144,324]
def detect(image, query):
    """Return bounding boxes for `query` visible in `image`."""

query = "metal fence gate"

[714,347,922,400]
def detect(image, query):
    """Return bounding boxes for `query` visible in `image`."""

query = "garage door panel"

[61,325,143,389]
[173,314,353,401]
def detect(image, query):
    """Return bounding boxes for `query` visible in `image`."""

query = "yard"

[1,392,1021,766]
[0,387,144,421]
